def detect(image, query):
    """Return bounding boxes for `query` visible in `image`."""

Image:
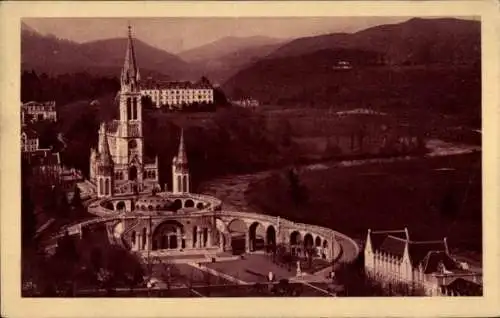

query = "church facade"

[90,26,160,197]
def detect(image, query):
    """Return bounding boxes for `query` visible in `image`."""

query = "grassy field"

[245,152,482,259]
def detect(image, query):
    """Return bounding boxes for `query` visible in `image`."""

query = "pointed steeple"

[99,123,113,168]
[176,128,188,164]
[121,24,140,89]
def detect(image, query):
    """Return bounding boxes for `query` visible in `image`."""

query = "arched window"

[105,179,110,195]
[192,226,198,247]
[129,166,137,181]
[99,178,104,195]
[177,175,182,192]
[132,98,137,120]
[126,98,131,121]
[203,228,208,247]
[142,228,147,250]
[182,175,188,193]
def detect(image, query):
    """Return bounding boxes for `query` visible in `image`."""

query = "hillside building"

[232,98,260,109]
[364,228,482,296]
[21,127,39,152]
[21,101,57,124]
[22,149,62,185]
[141,78,214,109]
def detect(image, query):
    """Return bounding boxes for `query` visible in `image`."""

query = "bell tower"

[117,24,144,183]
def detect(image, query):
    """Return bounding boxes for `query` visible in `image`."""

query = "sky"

[23,17,475,54]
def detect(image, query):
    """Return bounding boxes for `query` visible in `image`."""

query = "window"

[129,139,137,149]
[182,175,187,192]
[99,179,104,195]
[126,98,131,120]
[132,98,137,120]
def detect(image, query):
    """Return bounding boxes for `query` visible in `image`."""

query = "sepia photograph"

[2,1,500,317]
[19,15,483,298]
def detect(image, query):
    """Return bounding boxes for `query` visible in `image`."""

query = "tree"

[21,182,36,247]
[55,188,71,219]
[71,185,82,208]
[440,186,459,220]
[287,168,308,206]
[90,247,103,272]
[305,246,316,269]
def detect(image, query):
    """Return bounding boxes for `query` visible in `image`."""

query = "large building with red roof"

[364,228,482,296]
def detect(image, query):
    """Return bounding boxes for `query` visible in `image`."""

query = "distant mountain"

[223,46,480,122]
[268,18,480,65]
[21,29,189,79]
[179,36,287,83]
[179,36,285,62]
[223,17,481,119]
[187,42,284,84]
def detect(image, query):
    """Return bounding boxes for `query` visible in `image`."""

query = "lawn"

[246,152,482,259]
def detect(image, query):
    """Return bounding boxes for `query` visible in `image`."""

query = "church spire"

[99,123,113,168]
[176,128,188,165]
[121,24,140,89]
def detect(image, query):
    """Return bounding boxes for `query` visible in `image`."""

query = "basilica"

[81,25,338,262]
[89,25,161,197]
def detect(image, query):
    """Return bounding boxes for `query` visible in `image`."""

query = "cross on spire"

[121,23,140,89]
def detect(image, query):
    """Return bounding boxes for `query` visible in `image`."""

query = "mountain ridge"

[21,29,190,80]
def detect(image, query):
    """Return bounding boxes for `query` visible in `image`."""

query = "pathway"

[187,262,250,285]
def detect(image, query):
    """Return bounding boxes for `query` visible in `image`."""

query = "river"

[199,139,481,212]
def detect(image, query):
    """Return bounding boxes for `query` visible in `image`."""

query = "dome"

[135,195,174,211]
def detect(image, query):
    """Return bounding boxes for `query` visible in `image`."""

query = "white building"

[21,101,57,124]
[141,79,214,109]
[232,98,260,109]
[364,228,482,296]
[21,128,39,152]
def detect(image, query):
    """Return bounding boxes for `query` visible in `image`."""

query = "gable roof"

[408,240,447,268]
[141,79,213,90]
[421,250,459,274]
[444,278,482,296]
[368,229,408,252]
[378,235,407,258]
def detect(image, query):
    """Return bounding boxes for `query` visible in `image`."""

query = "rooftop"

[141,79,213,90]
